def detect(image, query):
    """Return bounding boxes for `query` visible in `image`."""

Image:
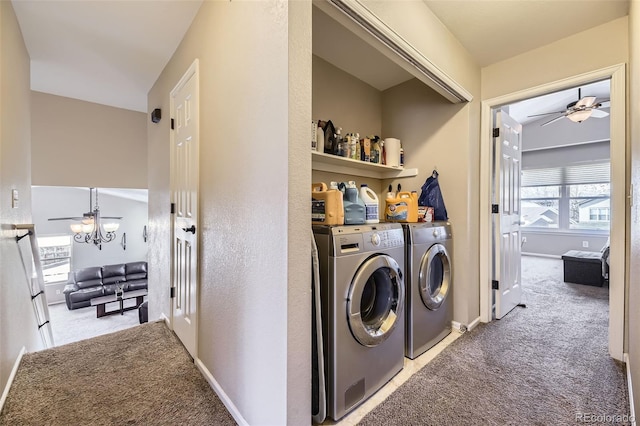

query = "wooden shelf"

[312,151,418,180]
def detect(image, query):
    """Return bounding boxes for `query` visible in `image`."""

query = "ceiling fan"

[48,188,122,223]
[528,88,610,127]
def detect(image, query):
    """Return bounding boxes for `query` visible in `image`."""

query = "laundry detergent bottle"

[342,181,366,225]
[360,184,380,224]
[311,182,344,225]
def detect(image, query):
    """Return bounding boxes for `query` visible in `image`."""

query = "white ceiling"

[9,1,628,116]
[11,0,203,112]
[423,0,630,68]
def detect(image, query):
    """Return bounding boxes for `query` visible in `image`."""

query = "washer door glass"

[419,243,451,310]
[347,254,404,347]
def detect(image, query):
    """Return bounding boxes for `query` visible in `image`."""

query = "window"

[521,162,610,232]
[38,235,72,284]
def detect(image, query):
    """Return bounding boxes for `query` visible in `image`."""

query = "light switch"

[11,189,18,209]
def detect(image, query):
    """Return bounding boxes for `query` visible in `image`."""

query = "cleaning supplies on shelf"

[311,182,344,225]
[341,181,365,225]
[360,184,379,224]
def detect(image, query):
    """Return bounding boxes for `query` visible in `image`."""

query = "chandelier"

[69,188,120,249]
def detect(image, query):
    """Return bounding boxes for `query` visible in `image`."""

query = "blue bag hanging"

[418,170,448,220]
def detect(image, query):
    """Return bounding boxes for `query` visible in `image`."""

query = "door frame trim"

[479,64,626,360]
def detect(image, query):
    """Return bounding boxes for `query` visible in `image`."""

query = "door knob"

[182,225,196,234]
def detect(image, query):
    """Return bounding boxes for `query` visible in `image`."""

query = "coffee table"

[90,289,148,318]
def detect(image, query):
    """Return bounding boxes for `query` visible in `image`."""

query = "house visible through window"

[521,162,610,232]
[38,235,72,284]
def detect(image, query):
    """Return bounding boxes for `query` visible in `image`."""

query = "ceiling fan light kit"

[567,109,593,123]
[60,188,122,249]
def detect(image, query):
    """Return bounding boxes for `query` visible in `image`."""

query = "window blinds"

[521,162,610,187]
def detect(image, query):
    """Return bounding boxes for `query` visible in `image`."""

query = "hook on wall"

[121,232,127,251]
[143,225,148,243]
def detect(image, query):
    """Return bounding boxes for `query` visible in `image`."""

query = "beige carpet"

[0,321,236,425]
[358,256,629,425]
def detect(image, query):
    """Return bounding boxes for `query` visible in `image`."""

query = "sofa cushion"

[68,286,104,303]
[102,264,127,284]
[74,267,103,289]
[126,279,147,291]
[126,261,147,280]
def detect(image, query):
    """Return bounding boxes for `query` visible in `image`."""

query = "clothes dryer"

[313,224,405,421]
[403,221,453,359]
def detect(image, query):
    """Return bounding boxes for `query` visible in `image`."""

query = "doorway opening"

[479,64,626,360]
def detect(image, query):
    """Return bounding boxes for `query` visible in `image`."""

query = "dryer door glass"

[419,243,451,310]
[347,255,404,347]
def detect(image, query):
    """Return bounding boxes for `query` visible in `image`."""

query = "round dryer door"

[419,243,451,310]
[347,254,404,348]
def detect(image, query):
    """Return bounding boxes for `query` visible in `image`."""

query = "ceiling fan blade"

[590,109,609,118]
[101,216,123,220]
[48,217,83,221]
[527,110,567,118]
[541,115,566,127]
[576,96,597,108]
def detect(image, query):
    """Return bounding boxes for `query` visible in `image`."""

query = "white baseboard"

[452,317,481,333]
[625,353,637,425]
[159,312,170,328]
[467,316,481,331]
[195,358,249,426]
[522,252,561,259]
[0,347,26,412]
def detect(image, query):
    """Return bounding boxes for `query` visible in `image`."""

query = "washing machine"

[403,221,453,360]
[313,223,405,421]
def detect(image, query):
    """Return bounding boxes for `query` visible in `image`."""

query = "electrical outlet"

[582,241,589,248]
[56,289,61,295]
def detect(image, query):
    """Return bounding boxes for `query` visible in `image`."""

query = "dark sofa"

[63,261,148,310]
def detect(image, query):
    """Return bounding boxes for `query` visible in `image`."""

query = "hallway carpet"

[0,321,236,425]
[358,256,630,425]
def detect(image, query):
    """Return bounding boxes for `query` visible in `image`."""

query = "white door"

[492,110,522,319]
[170,60,199,358]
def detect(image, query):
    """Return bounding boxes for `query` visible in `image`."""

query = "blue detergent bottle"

[341,181,366,225]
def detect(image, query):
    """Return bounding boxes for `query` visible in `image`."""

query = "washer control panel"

[364,227,404,250]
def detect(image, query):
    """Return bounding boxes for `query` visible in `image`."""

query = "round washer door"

[419,243,451,310]
[347,254,404,348]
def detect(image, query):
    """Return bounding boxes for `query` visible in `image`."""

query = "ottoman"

[561,250,604,287]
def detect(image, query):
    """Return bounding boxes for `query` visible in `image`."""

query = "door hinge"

[492,280,499,290]
[493,128,500,138]
[171,118,175,130]
[491,204,499,214]
[170,203,176,214]
[170,287,176,298]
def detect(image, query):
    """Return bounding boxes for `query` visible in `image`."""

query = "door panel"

[171,60,199,358]
[493,110,523,319]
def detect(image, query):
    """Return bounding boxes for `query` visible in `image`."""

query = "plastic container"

[311,182,344,225]
[342,181,366,225]
[360,184,379,224]
[384,191,418,223]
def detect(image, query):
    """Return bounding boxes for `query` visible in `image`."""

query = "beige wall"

[0,0,41,395]
[628,0,639,419]
[31,91,147,188]
[482,17,629,99]
[147,1,310,424]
